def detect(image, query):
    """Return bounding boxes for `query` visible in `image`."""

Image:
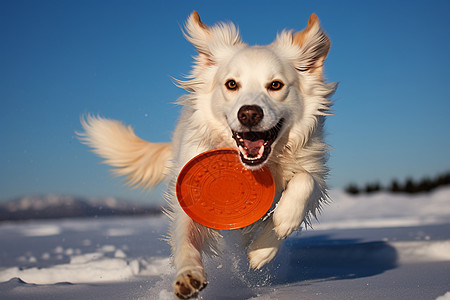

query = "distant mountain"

[0,195,162,222]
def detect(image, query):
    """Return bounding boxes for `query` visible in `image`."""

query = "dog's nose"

[237,105,264,128]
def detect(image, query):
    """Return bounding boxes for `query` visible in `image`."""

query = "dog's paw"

[273,219,299,239]
[173,268,207,299]
[248,245,279,270]
[273,209,302,239]
[247,219,282,269]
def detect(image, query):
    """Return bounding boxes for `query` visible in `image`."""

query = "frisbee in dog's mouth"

[232,118,284,167]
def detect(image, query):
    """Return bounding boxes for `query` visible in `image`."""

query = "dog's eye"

[268,81,284,91]
[225,79,238,90]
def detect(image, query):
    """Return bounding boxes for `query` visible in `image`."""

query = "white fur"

[79,12,336,299]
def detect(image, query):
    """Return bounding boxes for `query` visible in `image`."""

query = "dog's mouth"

[232,119,284,167]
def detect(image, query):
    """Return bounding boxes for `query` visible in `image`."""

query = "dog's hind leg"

[247,219,283,269]
[171,212,214,299]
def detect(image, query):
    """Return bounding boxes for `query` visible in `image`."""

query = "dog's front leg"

[248,172,317,269]
[273,171,317,239]
[172,212,209,299]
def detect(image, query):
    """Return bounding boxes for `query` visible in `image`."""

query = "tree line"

[345,172,450,195]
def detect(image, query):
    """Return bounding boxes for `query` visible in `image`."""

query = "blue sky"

[1,0,449,203]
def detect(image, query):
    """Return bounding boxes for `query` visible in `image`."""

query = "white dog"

[80,11,336,299]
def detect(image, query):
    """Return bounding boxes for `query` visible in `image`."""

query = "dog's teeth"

[238,145,246,154]
[258,145,265,157]
[239,145,265,161]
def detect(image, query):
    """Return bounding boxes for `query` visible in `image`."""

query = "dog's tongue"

[243,139,264,157]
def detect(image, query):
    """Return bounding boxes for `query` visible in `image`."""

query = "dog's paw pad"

[174,270,207,299]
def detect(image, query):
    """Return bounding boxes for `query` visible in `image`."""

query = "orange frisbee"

[176,148,275,230]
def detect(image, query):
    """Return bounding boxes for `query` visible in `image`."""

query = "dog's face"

[179,12,332,169]
[213,47,299,168]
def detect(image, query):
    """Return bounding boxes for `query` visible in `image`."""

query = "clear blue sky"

[1,0,449,203]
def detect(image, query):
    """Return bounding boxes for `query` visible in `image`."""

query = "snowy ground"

[1,188,450,299]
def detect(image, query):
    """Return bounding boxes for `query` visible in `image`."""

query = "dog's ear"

[184,11,213,66]
[292,14,330,78]
[184,11,243,67]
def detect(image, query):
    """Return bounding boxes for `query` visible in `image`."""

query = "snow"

[0,188,450,299]
[317,187,450,230]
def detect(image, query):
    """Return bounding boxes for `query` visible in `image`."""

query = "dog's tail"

[78,115,172,190]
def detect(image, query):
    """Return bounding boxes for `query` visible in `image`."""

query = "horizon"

[1,0,450,204]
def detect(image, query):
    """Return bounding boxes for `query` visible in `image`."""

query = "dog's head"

[177,12,334,170]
